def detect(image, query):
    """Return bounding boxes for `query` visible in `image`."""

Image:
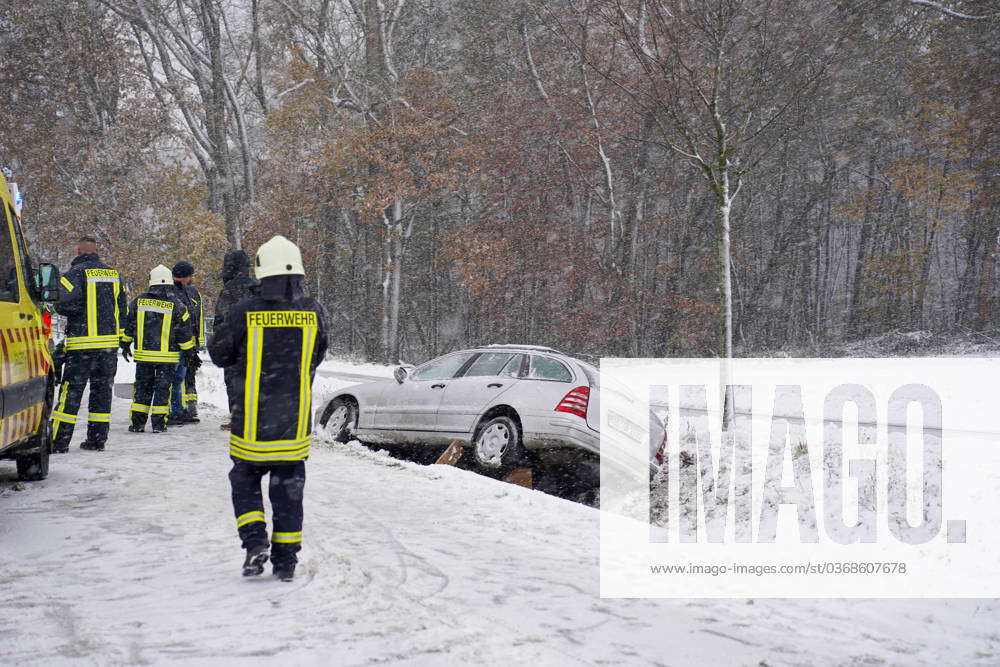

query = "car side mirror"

[37,263,60,302]
[394,366,408,384]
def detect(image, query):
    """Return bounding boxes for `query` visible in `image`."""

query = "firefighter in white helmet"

[208,236,329,581]
[122,265,196,433]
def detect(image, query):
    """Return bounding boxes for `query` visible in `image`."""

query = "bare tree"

[101,0,260,248]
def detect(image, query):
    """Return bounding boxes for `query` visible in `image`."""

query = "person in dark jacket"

[208,235,329,582]
[214,250,257,429]
[51,236,129,452]
[123,265,196,433]
[169,260,205,424]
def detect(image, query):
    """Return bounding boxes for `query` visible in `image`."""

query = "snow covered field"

[1,362,999,665]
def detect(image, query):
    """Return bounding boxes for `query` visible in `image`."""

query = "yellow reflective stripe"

[87,413,111,423]
[229,446,310,463]
[60,276,74,291]
[65,334,119,351]
[230,433,312,448]
[183,393,197,400]
[130,403,151,413]
[51,382,71,437]
[160,309,172,354]
[136,309,145,353]
[228,433,311,463]
[121,335,133,343]
[86,278,97,337]
[178,338,195,350]
[150,405,169,415]
[65,341,119,350]
[198,304,205,346]
[181,310,190,321]
[113,280,121,340]
[51,410,77,423]
[244,324,263,441]
[134,351,180,362]
[236,511,266,528]
[272,532,302,544]
[297,323,317,440]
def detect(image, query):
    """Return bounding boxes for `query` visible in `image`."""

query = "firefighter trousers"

[51,348,117,448]
[229,460,306,567]
[130,362,173,429]
[170,360,199,415]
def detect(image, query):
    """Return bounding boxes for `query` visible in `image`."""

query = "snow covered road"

[2,367,999,665]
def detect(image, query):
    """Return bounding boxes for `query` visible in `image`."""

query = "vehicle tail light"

[555,386,590,418]
[41,310,52,338]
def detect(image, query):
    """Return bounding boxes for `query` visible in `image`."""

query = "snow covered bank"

[1,362,998,665]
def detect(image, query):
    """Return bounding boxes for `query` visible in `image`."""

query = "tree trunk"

[976,218,999,330]
[848,154,878,336]
[201,0,240,249]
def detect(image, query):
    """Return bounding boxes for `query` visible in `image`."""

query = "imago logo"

[599,358,1000,598]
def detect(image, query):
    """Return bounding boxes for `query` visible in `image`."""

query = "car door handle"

[431,383,446,389]
[487,383,503,388]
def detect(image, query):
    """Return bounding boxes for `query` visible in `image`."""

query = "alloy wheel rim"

[475,422,510,467]
[328,405,350,432]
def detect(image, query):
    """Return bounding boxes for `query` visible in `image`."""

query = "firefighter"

[51,236,128,453]
[208,235,329,582]
[123,265,197,433]
[169,260,205,424]
[214,249,257,430]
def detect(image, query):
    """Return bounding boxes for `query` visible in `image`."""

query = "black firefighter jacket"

[123,286,196,364]
[215,250,257,330]
[207,279,329,464]
[56,253,128,352]
[173,282,206,348]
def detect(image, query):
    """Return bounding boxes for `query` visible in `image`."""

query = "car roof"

[478,344,564,353]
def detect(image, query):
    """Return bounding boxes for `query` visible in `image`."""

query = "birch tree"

[567,0,856,366]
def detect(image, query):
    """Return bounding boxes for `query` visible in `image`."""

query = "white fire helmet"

[255,235,305,280]
[149,264,173,286]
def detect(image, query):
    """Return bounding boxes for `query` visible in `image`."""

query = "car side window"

[412,353,476,381]
[462,352,513,377]
[527,355,572,382]
[0,210,18,302]
[499,353,526,378]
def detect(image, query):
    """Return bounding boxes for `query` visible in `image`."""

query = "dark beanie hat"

[172,261,195,278]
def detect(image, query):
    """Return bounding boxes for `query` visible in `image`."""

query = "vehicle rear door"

[373,352,476,431]
[436,352,523,432]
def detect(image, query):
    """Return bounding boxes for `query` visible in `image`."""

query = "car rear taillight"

[555,386,590,418]
[41,310,52,338]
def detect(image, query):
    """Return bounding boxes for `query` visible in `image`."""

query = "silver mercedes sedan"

[316,344,667,476]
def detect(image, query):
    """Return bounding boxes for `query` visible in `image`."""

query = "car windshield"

[412,353,475,381]
[463,352,515,377]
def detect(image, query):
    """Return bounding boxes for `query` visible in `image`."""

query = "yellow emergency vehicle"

[0,169,60,480]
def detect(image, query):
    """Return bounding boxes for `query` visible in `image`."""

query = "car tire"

[467,414,524,478]
[320,397,358,443]
[16,413,52,482]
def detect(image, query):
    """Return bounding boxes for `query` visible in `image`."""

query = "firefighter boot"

[242,544,269,577]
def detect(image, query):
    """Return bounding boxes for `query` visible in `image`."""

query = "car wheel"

[320,397,357,443]
[17,414,52,482]
[469,415,523,477]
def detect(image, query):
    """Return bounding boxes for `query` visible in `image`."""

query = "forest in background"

[1,0,997,363]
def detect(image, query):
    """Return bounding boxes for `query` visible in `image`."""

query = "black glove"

[120,341,132,362]
[185,349,201,367]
